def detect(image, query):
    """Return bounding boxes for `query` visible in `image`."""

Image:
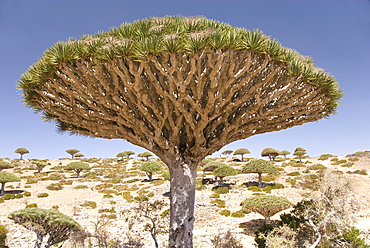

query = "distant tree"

[213,164,237,186]
[280,150,291,158]
[0,171,21,195]
[0,161,14,171]
[221,150,233,158]
[293,147,307,162]
[242,159,279,188]
[138,152,153,161]
[32,159,50,173]
[202,161,225,180]
[140,161,162,181]
[14,148,29,160]
[241,195,292,224]
[74,153,85,158]
[116,152,128,160]
[261,148,280,161]
[233,148,250,162]
[64,162,90,178]
[8,208,83,248]
[65,149,80,159]
[124,151,135,159]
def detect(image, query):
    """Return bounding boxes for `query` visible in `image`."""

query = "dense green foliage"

[213,165,237,185]
[242,159,279,174]
[241,195,292,224]
[0,172,21,195]
[140,161,161,180]
[64,161,90,177]
[9,208,83,248]
[0,162,14,171]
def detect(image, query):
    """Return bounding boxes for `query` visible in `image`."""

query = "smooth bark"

[168,161,197,248]
[258,173,263,188]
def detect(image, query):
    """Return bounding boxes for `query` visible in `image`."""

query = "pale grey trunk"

[168,161,197,248]
[0,183,5,195]
[258,173,263,188]
[35,234,43,248]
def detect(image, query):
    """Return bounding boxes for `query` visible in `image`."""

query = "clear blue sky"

[1,0,369,160]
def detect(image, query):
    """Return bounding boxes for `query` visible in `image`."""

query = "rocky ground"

[0,153,369,248]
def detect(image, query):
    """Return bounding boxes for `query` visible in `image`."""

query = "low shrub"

[212,186,229,194]
[73,185,88,189]
[98,208,116,213]
[46,182,63,191]
[0,224,8,246]
[23,192,31,197]
[219,209,231,217]
[25,203,37,208]
[340,162,354,167]
[211,199,226,208]
[37,193,49,198]
[307,164,327,171]
[99,214,117,219]
[80,201,97,209]
[347,170,368,175]
[287,171,301,176]
[122,191,134,203]
[231,210,246,218]
[103,194,113,198]
[15,194,23,199]
[2,194,15,200]
[134,195,149,202]
[262,174,279,182]
[210,193,220,198]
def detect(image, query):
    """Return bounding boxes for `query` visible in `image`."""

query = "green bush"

[23,192,31,197]
[307,164,327,171]
[340,162,354,167]
[347,170,368,175]
[15,194,23,199]
[219,209,231,217]
[212,186,229,194]
[42,173,66,181]
[211,199,226,208]
[80,201,97,209]
[26,177,39,184]
[98,208,116,213]
[0,198,4,203]
[25,203,38,208]
[210,193,220,198]
[287,171,301,176]
[73,185,88,189]
[0,225,8,246]
[37,193,49,198]
[103,194,113,198]
[231,210,246,218]
[1,194,15,200]
[46,183,63,191]
[99,214,117,219]
[122,191,134,203]
[134,195,149,202]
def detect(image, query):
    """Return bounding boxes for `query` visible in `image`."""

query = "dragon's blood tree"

[18,16,342,247]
